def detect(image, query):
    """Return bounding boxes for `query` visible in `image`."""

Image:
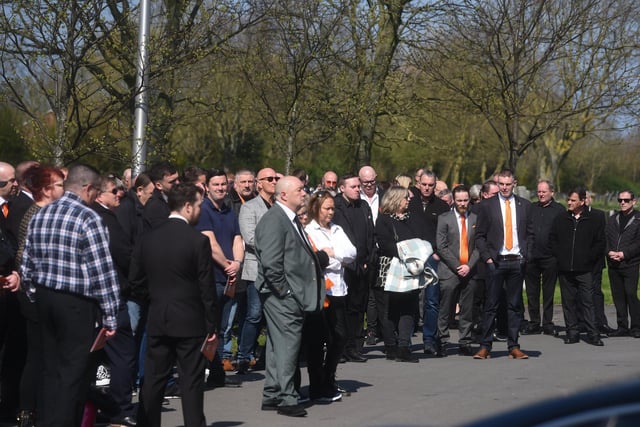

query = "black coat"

[129,218,217,337]
[529,199,565,259]
[549,209,605,273]
[332,195,376,272]
[407,193,450,248]
[605,210,640,269]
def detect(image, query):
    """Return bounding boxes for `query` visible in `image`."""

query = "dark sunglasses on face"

[618,198,633,203]
[0,178,17,188]
[103,188,119,195]
[259,176,280,183]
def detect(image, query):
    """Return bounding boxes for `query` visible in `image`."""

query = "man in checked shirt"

[20,164,120,427]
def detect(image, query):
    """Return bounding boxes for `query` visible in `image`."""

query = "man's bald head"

[275,176,306,212]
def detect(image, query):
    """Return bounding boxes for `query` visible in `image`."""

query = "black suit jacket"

[129,218,217,337]
[475,194,533,262]
[143,189,170,232]
[91,202,133,300]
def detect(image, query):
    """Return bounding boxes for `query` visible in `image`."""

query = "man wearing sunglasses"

[605,191,640,338]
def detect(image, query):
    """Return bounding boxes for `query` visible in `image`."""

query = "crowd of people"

[0,159,639,425]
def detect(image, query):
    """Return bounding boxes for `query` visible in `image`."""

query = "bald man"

[255,176,327,417]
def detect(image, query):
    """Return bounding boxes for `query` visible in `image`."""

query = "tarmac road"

[159,305,640,427]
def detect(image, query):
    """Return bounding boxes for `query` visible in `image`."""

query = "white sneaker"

[96,364,111,386]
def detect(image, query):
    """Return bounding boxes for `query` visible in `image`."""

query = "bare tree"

[414,0,640,174]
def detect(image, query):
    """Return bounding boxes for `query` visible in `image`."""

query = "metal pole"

[132,0,151,177]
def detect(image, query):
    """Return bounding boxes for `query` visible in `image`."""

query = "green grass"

[537,267,640,305]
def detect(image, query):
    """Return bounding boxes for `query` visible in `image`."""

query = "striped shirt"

[20,192,120,329]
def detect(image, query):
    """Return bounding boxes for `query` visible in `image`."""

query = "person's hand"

[105,329,117,340]
[206,333,218,342]
[1,271,20,293]
[321,247,335,258]
[457,264,470,277]
[224,259,241,276]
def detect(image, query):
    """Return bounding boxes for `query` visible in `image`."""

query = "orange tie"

[1,203,8,218]
[505,198,513,250]
[460,215,469,265]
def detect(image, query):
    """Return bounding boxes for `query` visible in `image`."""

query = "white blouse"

[305,219,357,296]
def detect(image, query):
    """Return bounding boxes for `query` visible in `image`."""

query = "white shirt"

[361,190,380,224]
[498,194,521,256]
[305,219,357,296]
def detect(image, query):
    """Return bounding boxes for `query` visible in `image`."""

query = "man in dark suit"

[332,172,376,362]
[255,176,326,417]
[473,169,532,360]
[436,186,480,356]
[142,161,180,231]
[523,180,565,336]
[130,183,217,427]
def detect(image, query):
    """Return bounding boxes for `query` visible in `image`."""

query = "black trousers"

[344,269,370,351]
[479,260,525,350]
[0,291,27,417]
[324,295,348,384]
[18,292,41,413]
[104,305,137,419]
[559,271,598,338]
[525,257,558,327]
[138,335,207,427]
[608,265,640,332]
[35,286,98,427]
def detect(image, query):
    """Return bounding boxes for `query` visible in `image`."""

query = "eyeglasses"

[361,180,376,186]
[618,198,633,203]
[259,176,280,183]
[0,178,16,188]
[324,180,337,185]
[102,188,119,195]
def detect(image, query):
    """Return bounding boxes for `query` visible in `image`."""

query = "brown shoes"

[473,348,491,359]
[509,347,529,359]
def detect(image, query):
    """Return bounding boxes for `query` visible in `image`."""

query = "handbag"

[374,256,393,289]
[373,222,398,289]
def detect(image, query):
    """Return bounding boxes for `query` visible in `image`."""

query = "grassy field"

[541,266,640,305]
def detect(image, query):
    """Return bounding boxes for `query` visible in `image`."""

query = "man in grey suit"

[255,176,326,417]
[436,186,480,356]
[236,167,278,373]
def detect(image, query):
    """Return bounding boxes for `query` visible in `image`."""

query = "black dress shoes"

[585,335,604,346]
[344,349,367,362]
[423,343,438,355]
[598,324,615,336]
[523,324,542,335]
[543,325,556,336]
[632,330,640,338]
[609,328,629,337]
[395,346,419,363]
[458,344,473,356]
[564,335,579,344]
[435,344,447,358]
[277,404,307,417]
[110,416,137,426]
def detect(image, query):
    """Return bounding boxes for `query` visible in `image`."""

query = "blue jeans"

[237,281,262,362]
[422,256,440,345]
[216,281,238,360]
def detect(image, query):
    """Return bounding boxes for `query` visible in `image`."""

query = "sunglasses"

[0,178,16,188]
[259,176,280,183]
[102,188,119,195]
[618,198,633,203]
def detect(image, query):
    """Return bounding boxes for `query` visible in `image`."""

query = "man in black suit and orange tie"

[130,183,217,427]
[474,169,532,360]
[255,176,327,417]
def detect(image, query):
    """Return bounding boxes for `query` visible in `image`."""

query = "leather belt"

[496,254,522,261]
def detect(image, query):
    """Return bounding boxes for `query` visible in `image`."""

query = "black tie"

[293,216,312,250]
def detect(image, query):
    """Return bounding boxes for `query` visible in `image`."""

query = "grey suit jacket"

[254,203,325,313]
[239,195,270,281]
[436,210,480,281]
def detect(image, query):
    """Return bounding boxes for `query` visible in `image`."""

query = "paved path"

[160,305,640,427]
